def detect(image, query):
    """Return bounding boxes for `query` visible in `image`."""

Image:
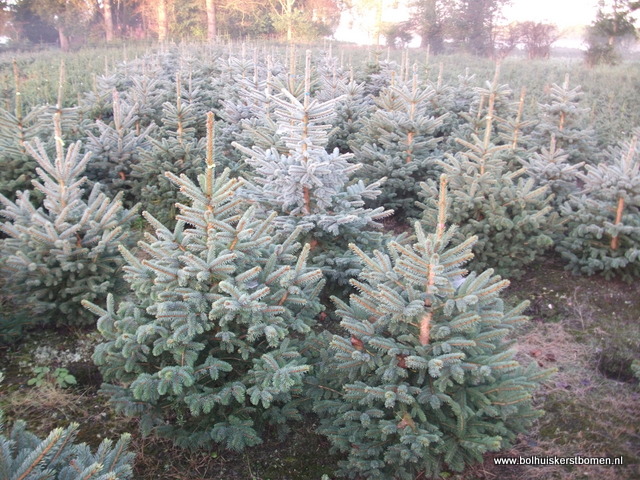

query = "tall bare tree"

[103,0,114,42]
[31,0,94,51]
[157,0,168,41]
[205,0,217,40]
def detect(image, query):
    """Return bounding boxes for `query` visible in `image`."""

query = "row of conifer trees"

[0,45,638,478]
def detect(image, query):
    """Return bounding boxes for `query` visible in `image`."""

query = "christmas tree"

[83,113,325,451]
[558,133,640,280]
[326,71,373,155]
[310,176,553,479]
[451,66,515,152]
[235,51,392,286]
[316,49,348,102]
[531,74,598,165]
[418,89,560,276]
[0,60,48,199]
[350,65,446,220]
[0,113,139,326]
[518,136,584,203]
[84,91,154,208]
[131,76,207,226]
[218,53,284,173]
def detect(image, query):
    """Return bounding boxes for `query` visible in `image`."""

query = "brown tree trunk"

[205,0,217,41]
[611,197,625,250]
[58,26,69,52]
[104,0,114,42]
[157,0,168,42]
[285,0,295,42]
[374,0,382,46]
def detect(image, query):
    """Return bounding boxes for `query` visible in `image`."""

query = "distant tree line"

[382,1,560,58]
[408,0,512,56]
[0,0,636,63]
[0,0,341,50]
[406,0,638,62]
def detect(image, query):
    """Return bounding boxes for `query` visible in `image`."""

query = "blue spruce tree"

[83,113,325,451]
[235,51,392,286]
[310,176,553,479]
[558,133,640,280]
[0,113,139,326]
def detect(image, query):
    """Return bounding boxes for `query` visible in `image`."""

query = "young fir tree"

[316,50,348,103]
[122,71,171,129]
[495,87,534,153]
[80,72,123,122]
[42,61,83,144]
[417,63,457,141]
[0,113,139,326]
[531,74,598,165]
[450,66,519,157]
[310,176,553,480]
[359,57,397,100]
[84,91,154,208]
[518,136,584,204]
[557,134,640,281]
[83,113,325,451]
[131,77,207,227]
[326,71,373,155]
[351,66,446,220]
[218,54,284,173]
[448,69,481,127]
[0,61,48,198]
[234,51,392,286]
[418,94,559,277]
[231,47,316,160]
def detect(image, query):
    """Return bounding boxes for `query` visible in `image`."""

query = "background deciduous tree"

[518,21,558,59]
[446,0,511,56]
[30,0,95,51]
[411,0,444,52]
[269,0,339,42]
[205,0,217,40]
[585,0,639,65]
[410,0,511,56]
[102,0,114,42]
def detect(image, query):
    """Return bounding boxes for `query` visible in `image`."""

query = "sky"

[503,0,599,28]
[334,0,601,46]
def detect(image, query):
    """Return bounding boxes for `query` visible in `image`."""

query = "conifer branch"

[511,87,526,150]
[15,427,65,480]
[302,50,312,214]
[13,59,22,123]
[558,74,570,132]
[56,60,65,110]
[436,175,448,242]
[205,112,215,198]
[610,136,637,250]
[176,76,183,143]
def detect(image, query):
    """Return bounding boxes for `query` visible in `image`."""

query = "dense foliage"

[0,113,139,326]
[310,176,553,479]
[1,43,638,479]
[83,114,325,450]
